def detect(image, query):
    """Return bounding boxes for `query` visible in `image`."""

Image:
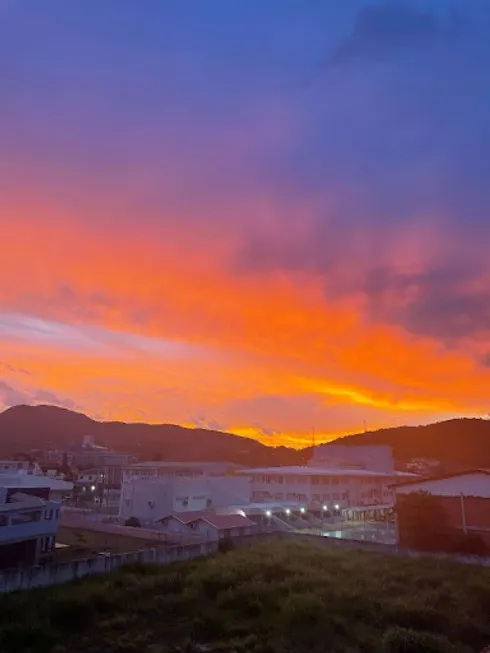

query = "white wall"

[119,475,250,523]
[396,473,490,498]
[248,473,392,508]
[207,476,251,507]
[119,478,209,524]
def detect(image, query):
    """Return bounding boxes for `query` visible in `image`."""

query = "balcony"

[0,503,60,544]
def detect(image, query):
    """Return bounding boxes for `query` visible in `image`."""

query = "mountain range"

[0,404,489,470]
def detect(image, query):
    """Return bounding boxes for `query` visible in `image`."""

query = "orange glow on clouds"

[0,187,489,448]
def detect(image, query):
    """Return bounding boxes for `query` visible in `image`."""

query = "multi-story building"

[238,445,413,511]
[119,462,250,525]
[121,461,240,483]
[0,475,73,569]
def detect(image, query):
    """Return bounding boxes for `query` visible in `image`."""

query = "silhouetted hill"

[0,406,488,470]
[0,405,305,466]
[304,418,490,470]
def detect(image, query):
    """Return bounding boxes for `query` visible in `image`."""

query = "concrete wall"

[0,541,218,593]
[119,478,209,523]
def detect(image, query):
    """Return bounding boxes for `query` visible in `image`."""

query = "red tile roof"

[158,510,216,524]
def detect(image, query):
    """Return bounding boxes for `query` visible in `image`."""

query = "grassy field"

[0,540,489,653]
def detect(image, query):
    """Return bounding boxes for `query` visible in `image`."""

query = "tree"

[61,452,71,478]
[396,491,451,551]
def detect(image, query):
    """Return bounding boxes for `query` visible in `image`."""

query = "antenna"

[312,426,316,451]
[363,419,367,433]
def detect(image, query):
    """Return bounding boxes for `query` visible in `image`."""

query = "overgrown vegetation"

[397,492,488,556]
[0,540,489,653]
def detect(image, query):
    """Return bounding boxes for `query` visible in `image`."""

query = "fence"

[0,541,218,593]
[3,527,490,594]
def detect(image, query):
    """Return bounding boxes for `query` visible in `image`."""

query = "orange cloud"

[0,190,489,447]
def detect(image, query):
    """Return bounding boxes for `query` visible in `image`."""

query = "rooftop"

[237,466,415,479]
[125,461,239,470]
[0,491,47,512]
[193,513,256,530]
[394,468,490,487]
[0,474,73,491]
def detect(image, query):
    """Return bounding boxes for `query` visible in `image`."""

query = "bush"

[124,517,141,528]
[453,533,487,557]
[382,626,457,653]
[218,536,235,554]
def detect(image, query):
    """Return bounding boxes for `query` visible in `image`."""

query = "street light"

[91,485,96,492]
[334,504,339,511]
[285,508,291,516]
[300,507,305,514]
[322,505,327,511]
[265,510,272,518]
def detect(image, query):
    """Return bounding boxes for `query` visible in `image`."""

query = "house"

[158,511,256,541]
[0,479,67,569]
[188,514,257,540]
[394,469,490,547]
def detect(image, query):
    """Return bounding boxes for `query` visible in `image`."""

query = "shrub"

[382,626,457,653]
[124,516,141,528]
[218,536,235,554]
[453,533,487,557]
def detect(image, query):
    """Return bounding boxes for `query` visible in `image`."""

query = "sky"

[1,0,490,447]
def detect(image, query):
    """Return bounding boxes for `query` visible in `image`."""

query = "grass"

[0,540,489,653]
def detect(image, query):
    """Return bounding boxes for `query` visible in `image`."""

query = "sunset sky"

[1,0,490,447]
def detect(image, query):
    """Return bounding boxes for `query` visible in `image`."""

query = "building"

[122,461,240,483]
[0,460,42,475]
[0,475,73,569]
[0,473,73,503]
[394,469,490,547]
[44,435,137,477]
[119,474,250,525]
[158,512,257,541]
[310,444,394,473]
[238,445,414,511]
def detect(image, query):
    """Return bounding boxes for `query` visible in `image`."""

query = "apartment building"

[0,475,72,569]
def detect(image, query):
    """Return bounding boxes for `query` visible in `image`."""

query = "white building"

[122,461,240,483]
[0,475,73,569]
[119,474,251,525]
[0,460,43,475]
[238,445,414,511]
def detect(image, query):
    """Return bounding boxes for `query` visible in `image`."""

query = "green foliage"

[381,626,460,653]
[217,536,235,554]
[0,541,489,653]
[397,491,451,551]
[124,516,142,528]
[398,491,489,556]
